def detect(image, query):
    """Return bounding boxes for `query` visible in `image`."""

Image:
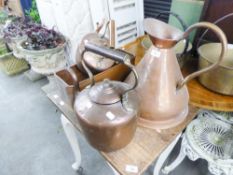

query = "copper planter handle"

[177,22,228,89]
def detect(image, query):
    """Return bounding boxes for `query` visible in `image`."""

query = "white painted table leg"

[61,114,81,171]
[153,133,182,175]
[41,75,57,94]
[107,162,120,175]
[162,145,186,174]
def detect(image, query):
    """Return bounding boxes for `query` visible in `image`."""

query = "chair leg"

[153,133,182,175]
[61,114,82,171]
[162,146,186,174]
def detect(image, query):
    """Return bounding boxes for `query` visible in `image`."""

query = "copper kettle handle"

[177,22,228,89]
[83,41,138,92]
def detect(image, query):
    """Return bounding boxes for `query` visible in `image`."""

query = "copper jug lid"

[89,79,124,105]
[144,18,183,48]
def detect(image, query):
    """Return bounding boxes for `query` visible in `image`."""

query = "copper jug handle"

[82,41,138,93]
[197,13,233,48]
[177,22,228,89]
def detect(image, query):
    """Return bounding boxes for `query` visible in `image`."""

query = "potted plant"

[25,0,41,24]
[0,10,9,38]
[16,25,67,73]
[0,10,17,44]
[3,17,36,51]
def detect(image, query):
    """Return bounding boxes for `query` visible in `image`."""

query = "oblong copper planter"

[198,43,233,95]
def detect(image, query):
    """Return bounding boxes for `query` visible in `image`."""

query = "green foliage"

[0,11,8,24]
[25,0,41,23]
[0,45,8,55]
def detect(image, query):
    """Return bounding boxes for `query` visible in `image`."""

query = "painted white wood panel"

[37,0,94,63]
[36,0,57,29]
[36,0,144,61]
[107,0,144,47]
[88,0,110,30]
[51,0,94,63]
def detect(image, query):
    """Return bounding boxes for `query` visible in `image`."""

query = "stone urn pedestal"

[15,40,67,92]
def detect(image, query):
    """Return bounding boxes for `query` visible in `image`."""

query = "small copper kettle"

[69,42,139,152]
[126,18,227,129]
[76,20,116,74]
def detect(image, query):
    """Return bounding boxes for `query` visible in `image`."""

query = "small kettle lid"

[89,79,124,105]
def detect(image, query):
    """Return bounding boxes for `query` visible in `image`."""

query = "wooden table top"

[181,53,233,112]
[46,37,199,175]
[47,92,198,175]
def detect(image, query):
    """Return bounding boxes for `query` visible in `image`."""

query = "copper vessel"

[76,20,116,73]
[69,42,139,152]
[126,18,227,129]
[196,13,233,95]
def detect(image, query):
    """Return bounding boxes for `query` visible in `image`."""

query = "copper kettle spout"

[67,67,80,106]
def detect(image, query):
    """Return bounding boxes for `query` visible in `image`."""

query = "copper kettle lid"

[144,18,183,48]
[89,79,124,105]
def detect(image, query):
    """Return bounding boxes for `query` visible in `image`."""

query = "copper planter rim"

[198,43,233,70]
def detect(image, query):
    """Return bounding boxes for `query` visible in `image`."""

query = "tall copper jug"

[126,18,227,129]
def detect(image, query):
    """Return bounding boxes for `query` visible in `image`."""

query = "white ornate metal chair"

[162,110,233,175]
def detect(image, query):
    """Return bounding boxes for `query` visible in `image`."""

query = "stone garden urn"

[15,39,67,74]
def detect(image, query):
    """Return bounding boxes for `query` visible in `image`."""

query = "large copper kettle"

[69,42,139,152]
[76,20,116,74]
[126,18,227,129]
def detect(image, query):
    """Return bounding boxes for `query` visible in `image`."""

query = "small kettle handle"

[82,41,138,93]
[95,19,105,33]
[98,19,116,48]
[177,22,228,89]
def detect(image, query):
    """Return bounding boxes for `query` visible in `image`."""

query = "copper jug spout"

[144,18,183,49]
